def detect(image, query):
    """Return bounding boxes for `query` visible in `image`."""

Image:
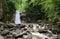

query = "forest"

[0,0,60,23]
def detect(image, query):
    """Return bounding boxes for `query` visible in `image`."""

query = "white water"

[32,24,49,39]
[33,24,46,31]
[31,31,57,39]
[31,32,50,39]
[14,11,21,24]
[32,24,58,39]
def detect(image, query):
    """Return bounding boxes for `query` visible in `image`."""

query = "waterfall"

[14,11,21,24]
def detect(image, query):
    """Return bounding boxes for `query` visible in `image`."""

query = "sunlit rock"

[32,35,41,39]
[23,34,32,39]
[0,35,4,39]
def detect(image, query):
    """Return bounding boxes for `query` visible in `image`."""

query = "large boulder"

[1,29,9,36]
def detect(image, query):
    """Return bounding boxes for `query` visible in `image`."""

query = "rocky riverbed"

[0,22,60,39]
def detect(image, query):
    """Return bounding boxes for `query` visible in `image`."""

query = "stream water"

[31,24,58,39]
[13,10,58,39]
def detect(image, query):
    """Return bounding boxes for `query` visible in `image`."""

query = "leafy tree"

[26,0,46,22]
[2,0,60,23]
[2,0,15,22]
[26,0,60,22]
[41,0,60,22]
[9,0,28,11]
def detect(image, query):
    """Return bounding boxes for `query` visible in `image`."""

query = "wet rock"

[5,36,14,39]
[28,24,33,28]
[51,37,57,39]
[9,23,16,26]
[58,34,60,39]
[1,29,9,36]
[37,20,42,23]
[32,35,41,39]
[4,36,14,39]
[0,35,4,39]
[20,25,26,29]
[0,22,4,25]
[39,31,48,33]
[23,34,32,39]
[45,38,48,39]
[57,22,60,26]
[15,35,23,39]
[10,31,17,36]
[0,23,58,39]
[7,23,16,28]
[6,34,13,38]
[17,38,23,39]
[47,34,52,37]
[52,34,58,39]
[0,26,4,31]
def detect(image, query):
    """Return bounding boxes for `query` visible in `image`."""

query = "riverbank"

[0,22,60,39]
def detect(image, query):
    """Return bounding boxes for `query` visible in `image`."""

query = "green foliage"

[41,0,56,22]
[41,0,60,22]
[26,0,46,22]
[2,0,60,23]
[26,4,45,21]
[2,0,15,22]
[26,0,60,22]
[10,0,28,11]
[2,0,28,22]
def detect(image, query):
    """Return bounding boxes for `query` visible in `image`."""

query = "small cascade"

[14,11,21,24]
[31,32,49,39]
[32,24,58,39]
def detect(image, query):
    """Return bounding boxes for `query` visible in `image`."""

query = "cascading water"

[32,24,58,39]
[14,11,21,24]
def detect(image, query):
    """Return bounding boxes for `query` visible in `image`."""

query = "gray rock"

[1,29,9,36]
[0,22,4,25]
[17,38,23,39]
[58,34,60,39]
[23,35,32,39]
[0,35,4,39]
[6,34,13,38]
[7,23,16,28]
[9,23,16,26]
